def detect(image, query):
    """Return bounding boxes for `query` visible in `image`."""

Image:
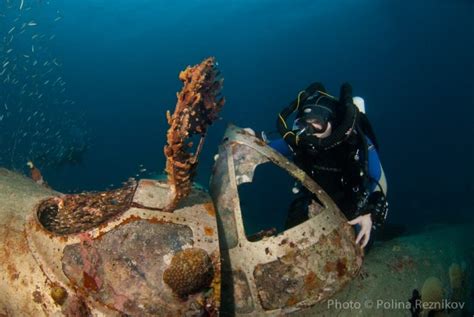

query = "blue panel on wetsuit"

[367,136,382,192]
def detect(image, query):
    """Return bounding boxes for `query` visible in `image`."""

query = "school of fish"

[0,0,88,173]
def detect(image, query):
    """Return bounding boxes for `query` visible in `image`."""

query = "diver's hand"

[347,214,372,248]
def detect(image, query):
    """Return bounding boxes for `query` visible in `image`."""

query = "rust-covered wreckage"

[0,57,362,316]
[0,122,364,316]
[211,125,363,315]
[1,58,471,316]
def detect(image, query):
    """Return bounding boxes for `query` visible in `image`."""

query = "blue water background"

[1,0,473,229]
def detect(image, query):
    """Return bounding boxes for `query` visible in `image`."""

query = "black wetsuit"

[277,82,388,229]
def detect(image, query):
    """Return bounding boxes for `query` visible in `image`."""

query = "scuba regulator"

[276,82,359,153]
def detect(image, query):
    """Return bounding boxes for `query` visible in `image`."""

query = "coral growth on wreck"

[37,182,136,234]
[164,57,224,211]
[163,248,214,297]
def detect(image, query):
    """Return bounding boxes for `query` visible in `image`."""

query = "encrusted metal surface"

[61,221,196,315]
[0,170,220,316]
[210,125,364,316]
[37,183,136,235]
[253,226,358,310]
[221,269,254,314]
[132,179,173,209]
[0,168,91,316]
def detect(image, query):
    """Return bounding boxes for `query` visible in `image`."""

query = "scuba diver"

[272,82,388,248]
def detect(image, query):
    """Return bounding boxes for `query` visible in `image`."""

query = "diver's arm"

[353,182,388,231]
[348,191,387,248]
[348,137,388,245]
[365,191,388,229]
[365,136,388,229]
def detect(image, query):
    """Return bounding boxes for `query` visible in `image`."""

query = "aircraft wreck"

[0,58,472,317]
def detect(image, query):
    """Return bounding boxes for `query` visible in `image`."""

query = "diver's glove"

[365,191,388,230]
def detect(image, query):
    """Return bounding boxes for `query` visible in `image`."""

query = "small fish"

[2,61,10,68]
[6,49,13,53]
[54,16,62,22]
[0,115,3,121]
[28,21,37,26]
[8,27,15,34]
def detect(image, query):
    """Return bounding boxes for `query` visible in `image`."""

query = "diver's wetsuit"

[275,82,388,230]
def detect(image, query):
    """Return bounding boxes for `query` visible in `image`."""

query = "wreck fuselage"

[2,125,470,317]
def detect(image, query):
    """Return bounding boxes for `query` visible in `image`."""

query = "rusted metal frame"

[218,126,350,314]
[225,124,340,218]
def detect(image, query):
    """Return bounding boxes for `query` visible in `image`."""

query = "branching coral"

[164,57,224,211]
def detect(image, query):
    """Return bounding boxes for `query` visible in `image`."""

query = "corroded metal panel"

[221,269,254,315]
[132,179,172,209]
[253,227,359,310]
[61,221,197,315]
[210,125,363,316]
[0,170,220,316]
[0,169,91,316]
[210,147,239,249]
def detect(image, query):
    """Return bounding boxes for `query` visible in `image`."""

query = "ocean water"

[1,0,473,234]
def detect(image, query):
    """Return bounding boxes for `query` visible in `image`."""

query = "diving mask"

[295,95,337,137]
